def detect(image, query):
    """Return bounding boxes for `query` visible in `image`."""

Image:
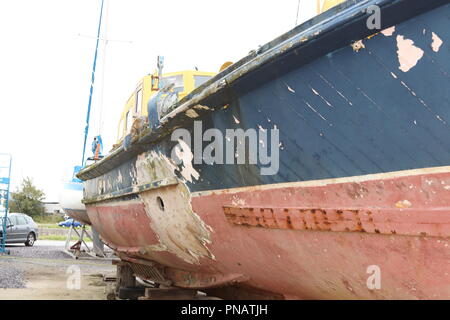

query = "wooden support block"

[144,287,198,300]
[115,263,136,294]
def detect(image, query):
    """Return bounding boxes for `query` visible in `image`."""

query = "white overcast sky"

[0,0,317,201]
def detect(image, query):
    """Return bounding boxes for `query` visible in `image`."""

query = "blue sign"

[0,177,9,184]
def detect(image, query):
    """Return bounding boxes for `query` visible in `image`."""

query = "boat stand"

[63,224,111,260]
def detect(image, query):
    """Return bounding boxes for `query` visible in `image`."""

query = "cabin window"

[118,118,124,139]
[126,110,133,134]
[194,75,212,88]
[162,75,184,93]
[135,88,142,115]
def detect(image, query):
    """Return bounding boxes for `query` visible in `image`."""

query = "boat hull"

[59,181,91,225]
[80,0,450,299]
[85,167,450,299]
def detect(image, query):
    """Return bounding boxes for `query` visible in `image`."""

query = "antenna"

[157,56,164,89]
[295,0,301,26]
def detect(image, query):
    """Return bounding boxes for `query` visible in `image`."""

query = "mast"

[97,0,109,137]
[81,0,105,166]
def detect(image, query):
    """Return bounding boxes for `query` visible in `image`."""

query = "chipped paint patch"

[305,101,327,122]
[351,40,365,52]
[286,84,295,93]
[311,87,333,108]
[174,139,200,183]
[231,195,247,207]
[193,104,211,110]
[233,115,240,124]
[136,151,178,184]
[381,26,395,37]
[396,35,424,72]
[135,151,214,264]
[185,109,199,118]
[117,170,123,184]
[431,32,443,52]
[395,200,412,208]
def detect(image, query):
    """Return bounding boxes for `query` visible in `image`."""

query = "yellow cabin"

[317,0,346,13]
[117,70,216,143]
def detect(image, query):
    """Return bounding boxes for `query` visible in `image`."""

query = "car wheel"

[25,233,35,247]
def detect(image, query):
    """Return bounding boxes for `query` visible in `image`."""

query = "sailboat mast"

[81,0,105,166]
[97,0,109,137]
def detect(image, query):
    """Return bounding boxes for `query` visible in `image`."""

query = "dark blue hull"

[79,0,450,198]
[201,1,450,189]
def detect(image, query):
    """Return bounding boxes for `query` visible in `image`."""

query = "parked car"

[0,213,39,246]
[58,218,82,228]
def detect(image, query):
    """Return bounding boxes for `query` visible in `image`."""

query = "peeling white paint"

[135,151,214,264]
[396,35,424,72]
[231,196,247,207]
[174,139,200,183]
[117,171,123,184]
[185,109,199,118]
[304,101,326,123]
[316,73,353,107]
[286,84,295,93]
[233,115,240,124]
[311,88,333,108]
[381,26,396,37]
[136,151,178,184]
[431,32,443,52]
[395,199,412,208]
[193,104,211,110]
[351,40,365,52]
[398,79,446,124]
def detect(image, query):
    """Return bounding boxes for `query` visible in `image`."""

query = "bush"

[9,177,45,217]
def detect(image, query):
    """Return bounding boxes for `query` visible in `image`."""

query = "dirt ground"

[0,242,116,300]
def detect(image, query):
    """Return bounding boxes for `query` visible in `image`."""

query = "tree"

[9,177,45,217]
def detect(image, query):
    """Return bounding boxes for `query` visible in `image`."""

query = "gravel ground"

[6,245,72,260]
[0,265,25,289]
[5,241,114,262]
[0,243,116,290]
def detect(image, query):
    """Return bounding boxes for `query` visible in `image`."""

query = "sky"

[0,0,317,201]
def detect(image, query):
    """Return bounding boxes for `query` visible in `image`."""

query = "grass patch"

[33,214,64,224]
[39,235,92,242]
[37,223,60,229]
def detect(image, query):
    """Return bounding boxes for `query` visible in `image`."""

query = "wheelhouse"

[117,70,216,143]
